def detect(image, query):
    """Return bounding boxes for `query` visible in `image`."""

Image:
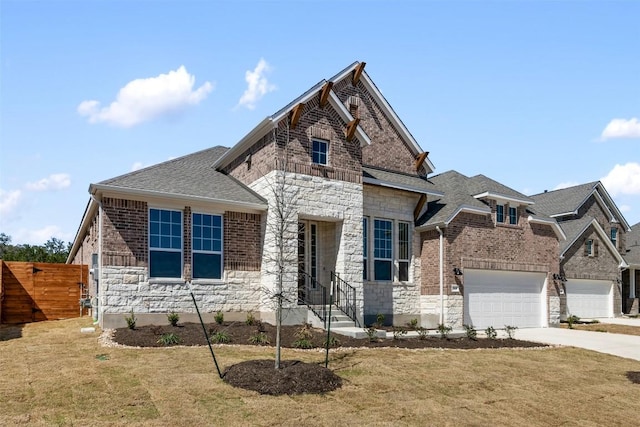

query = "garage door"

[565,279,612,318]
[464,269,546,329]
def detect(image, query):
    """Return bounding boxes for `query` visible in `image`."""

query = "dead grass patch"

[1,318,640,426]
[560,323,640,336]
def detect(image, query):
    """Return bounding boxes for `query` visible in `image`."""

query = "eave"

[561,218,628,268]
[527,215,566,240]
[363,177,443,197]
[474,191,534,206]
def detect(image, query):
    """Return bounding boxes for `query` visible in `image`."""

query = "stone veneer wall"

[100,267,261,328]
[362,185,422,325]
[250,170,363,325]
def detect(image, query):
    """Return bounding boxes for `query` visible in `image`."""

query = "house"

[530,182,631,319]
[622,222,640,315]
[68,61,564,330]
[416,171,564,329]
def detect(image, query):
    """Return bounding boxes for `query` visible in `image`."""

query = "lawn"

[1,318,639,426]
[560,322,640,336]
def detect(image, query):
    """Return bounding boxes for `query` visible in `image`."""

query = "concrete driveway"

[517,325,640,362]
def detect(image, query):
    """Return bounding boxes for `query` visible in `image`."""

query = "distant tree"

[0,234,70,263]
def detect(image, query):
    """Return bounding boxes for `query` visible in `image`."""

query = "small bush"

[504,325,518,339]
[485,326,497,339]
[393,327,407,340]
[375,313,385,327]
[214,311,224,325]
[417,327,429,340]
[293,323,315,348]
[437,323,452,339]
[125,310,136,330]
[407,318,419,330]
[463,324,477,340]
[167,312,179,327]
[364,325,378,342]
[567,314,580,329]
[245,312,256,326]
[324,335,341,348]
[210,331,230,344]
[157,333,180,346]
[248,332,270,345]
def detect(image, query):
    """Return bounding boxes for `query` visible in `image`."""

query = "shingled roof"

[625,222,640,267]
[555,216,597,254]
[530,182,599,217]
[91,146,267,208]
[363,166,442,196]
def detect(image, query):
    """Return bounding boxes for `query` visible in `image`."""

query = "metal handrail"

[331,271,359,327]
[298,271,328,327]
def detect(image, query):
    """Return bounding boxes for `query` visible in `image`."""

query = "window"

[509,206,517,225]
[610,227,618,248]
[585,239,594,257]
[192,213,223,279]
[363,217,368,280]
[496,204,505,223]
[312,139,328,165]
[374,219,393,281]
[149,208,182,278]
[398,222,410,282]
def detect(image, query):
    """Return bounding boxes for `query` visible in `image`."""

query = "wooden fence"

[0,261,89,324]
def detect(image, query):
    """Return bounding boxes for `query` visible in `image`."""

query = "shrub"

[157,333,180,346]
[393,326,407,340]
[214,311,224,325]
[324,335,341,348]
[125,310,136,330]
[364,325,378,342]
[463,324,477,340]
[485,326,497,339]
[210,331,230,344]
[407,318,419,330]
[375,313,385,327]
[567,314,580,329]
[245,312,256,326]
[437,323,452,339]
[504,325,518,339]
[167,312,179,327]
[248,332,270,345]
[416,327,429,340]
[293,323,315,349]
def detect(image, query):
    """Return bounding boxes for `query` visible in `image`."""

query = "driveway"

[517,327,640,362]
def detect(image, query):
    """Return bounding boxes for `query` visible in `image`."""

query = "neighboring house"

[622,222,640,315]
[530,182,630,319]
[416,171,564,329]
[68,61,563,330]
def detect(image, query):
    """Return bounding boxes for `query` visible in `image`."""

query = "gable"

[332,77,428,176]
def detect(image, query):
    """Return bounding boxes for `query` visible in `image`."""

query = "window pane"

[312,140,328,165]
[150,222,159,235]
[193,253,221,279]
[161,223,170,235]
[203,240,212,251]
[213,215,221,227]
[150,250,181,278]
[193,239,202,251]
[212,239,221,252]
[399,222,409,260]
[399,261,409,282]
[203,215,212,226]
[150,235,160,248]
[193,227,201,238]
[375,260,392,281]
[150,209,160,222]
[193,213,201,226]
[171,211,181,223]
[172,237,181,249]
[160,210,170,222]
[161,236,170,248]
[496,205,504,223]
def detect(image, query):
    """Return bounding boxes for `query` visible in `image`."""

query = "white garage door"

[565,279,612,319]
[464,269,546,329]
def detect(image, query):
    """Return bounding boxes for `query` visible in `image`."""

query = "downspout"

[436,225,444,325]
[91,194,102,324]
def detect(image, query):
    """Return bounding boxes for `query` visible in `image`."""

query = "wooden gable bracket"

[319,81,333,108]
[289,103,305,129]
[352,62,366,85]
[414,194,427,221]
[414,152,429,172]
[345,118,361,142]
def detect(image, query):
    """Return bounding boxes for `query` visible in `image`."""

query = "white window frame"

[148,207,183,279]
[312,138,329,166]
[610,227,618,248]
[191,212,224,281]
[586,239,594,257]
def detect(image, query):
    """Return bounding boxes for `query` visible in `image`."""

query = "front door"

[298,221,318,304]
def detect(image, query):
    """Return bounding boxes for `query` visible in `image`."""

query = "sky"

[1,0,639,246]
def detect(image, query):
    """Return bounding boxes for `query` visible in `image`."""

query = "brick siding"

[224,211,262,271]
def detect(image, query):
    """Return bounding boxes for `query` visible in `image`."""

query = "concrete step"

[329,326,387,339]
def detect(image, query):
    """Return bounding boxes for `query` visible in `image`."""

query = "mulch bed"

[627,371,640,384]
[112,321,547,396]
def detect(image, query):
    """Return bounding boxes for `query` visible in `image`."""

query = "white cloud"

[13,225,73,246]
[600,117,640,140]
[25,173,71,191]
[601,162,640,196]
[78,66,214,127]
[131,162,145,172]
[0,189,22,217]
[619,204,631,213]
[237,58,276,110]
[552,181,580,191]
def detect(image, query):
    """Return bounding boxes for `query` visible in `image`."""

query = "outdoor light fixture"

[453,267,463,276]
